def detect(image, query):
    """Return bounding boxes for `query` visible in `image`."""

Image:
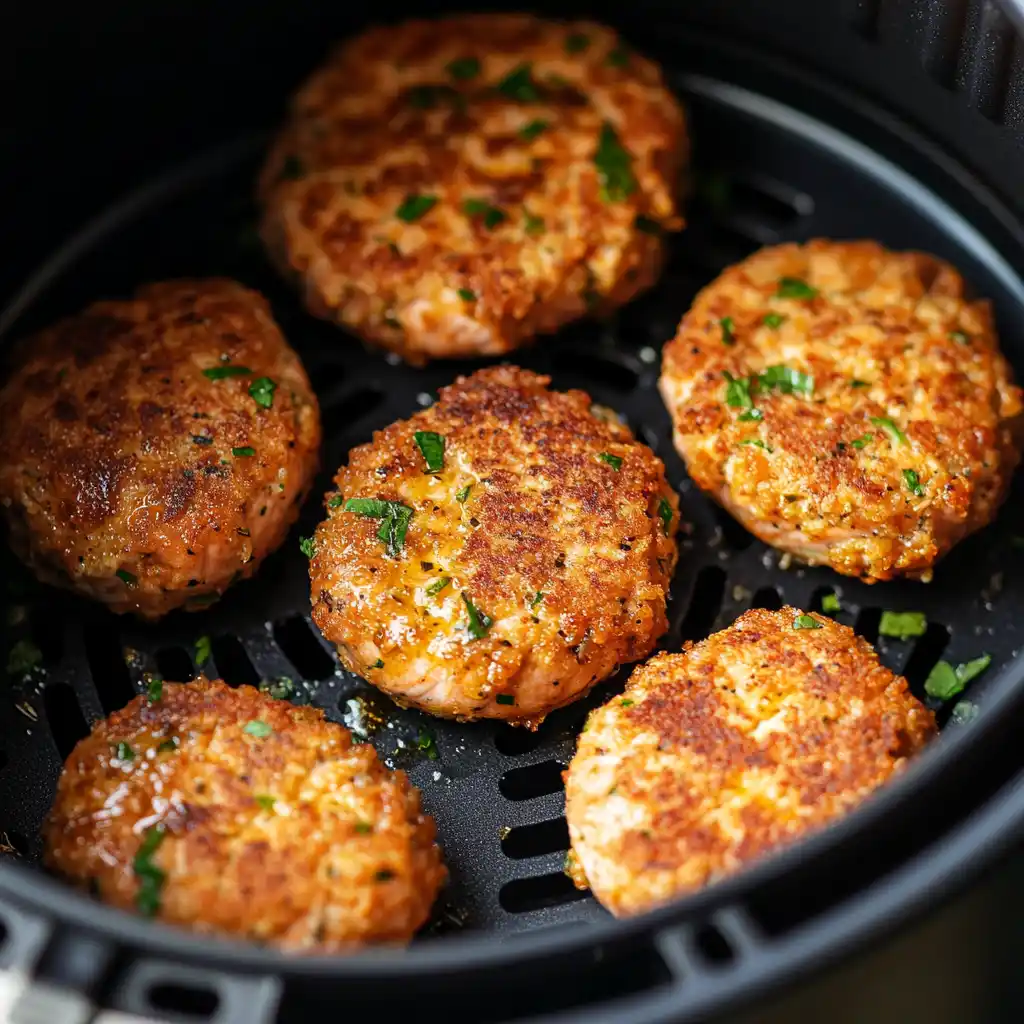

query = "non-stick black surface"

[2,64,1024,950]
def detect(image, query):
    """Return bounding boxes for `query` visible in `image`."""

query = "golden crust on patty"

[309,366,679,725]
[43,679,445,951]
[659,240,1023,581]
[0,280,320,618]
[564,608,936,916]
[259,13,687,363]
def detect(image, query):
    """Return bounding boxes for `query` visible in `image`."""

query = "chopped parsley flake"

[606,46,630,67]
[724,372,754,410]
[793,614,822,630]
[523,211,545,235]
[738,409,763,422]
[426,577,451,597]
[658,497,673,536]
[530,591,545,609]
[457,287,477,301]
[822,592,841,614]
[850,433,873,450]
[344,498,414,557]
[417,729,439,759]
[157,737,179,753]
[949,330,971,345]
[116,741,134,761]
[243,720,273,738]
[879,610,927,640]
[759,364,814,397]
[259,677,295,700]
[299,536,316,558]
[599,452,623,471]
[925,655,991,700]
[248,377,276,409]
[147,677,163,702]
[396,194,438,222]
[519,119,549,141]
[232,446,256,457]
[739,439,773,452]
[354,822,373,835]
[870,417,907,446]
[203,364,251,380]
[565,32,590,53]
[902,468,924,496]
[763,313,785,329]
[495,694,515,705]
[195,635,212,665]
[594,121,636,203]
[462,594,493,639]
[133,826,167,917]
[851,379,869,388]
[328,495,345,508]
[375,869,395,883]
[116,569,137,586]
[456,485,472,503]
[254,794,275,811]
[462,198,506,229]
[634,214,663,235]
[369,659,384,669]
[6,639,41,676]
[720,316,736,345]
[414,430,445,473]
[447,56,480,80]
[951,699,979,724]
[775,277,819,300]
[496,62,543,102]
[408,84,463,109]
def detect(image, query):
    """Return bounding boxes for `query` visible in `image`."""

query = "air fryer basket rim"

[2,27,1024,987]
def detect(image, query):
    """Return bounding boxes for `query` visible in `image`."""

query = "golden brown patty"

[43,679,445,951]
[659,240,1023,581]
[564,607,936,916]
[258,13,687,363]
[0,280,321,618]
[309,366,680,726]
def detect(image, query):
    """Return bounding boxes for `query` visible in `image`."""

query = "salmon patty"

[564,607,936,916]
[43,679,445,951]
[659,240,1023,581]
[0,280,321,618]
[258,13,687,364]
[309,366,680,726]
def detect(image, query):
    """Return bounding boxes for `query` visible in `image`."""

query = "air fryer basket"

[2,2,1024,1022]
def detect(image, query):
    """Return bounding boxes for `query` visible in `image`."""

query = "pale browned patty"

[564,607,936,917]
[43,679,445,951]
[659,240,1024,582]
[259,13,687,364]
[0,280,321,618]
[309,366,680,726]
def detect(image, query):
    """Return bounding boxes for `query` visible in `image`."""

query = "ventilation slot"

[958,0,1016,122]
[692,923,736,966]
[272,616,336,681]
[853,606,882,645]
[900,622,951,695]
[499,871,589,914]
[147,982,220,1019]
[749,586,783,611]
[722,176,812,241]
[323,388,385,438]
[501,818,570,860]
[82,615,136,714]
[209,636,259,688]
[43,684,89,760]
[713,508,755,552]
[677,565,727,643]
[29,606,62,666]
[494,725,545,757]
[155,647,196,683]
[499,760,565,801]
[549,351,639,393]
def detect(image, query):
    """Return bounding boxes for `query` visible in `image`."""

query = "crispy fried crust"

[259,14,687,363]
[564,608,936,916]
[0,280,321,618]
[43,679,445,951]
[310,366,680,725]
[659,240,1024,581]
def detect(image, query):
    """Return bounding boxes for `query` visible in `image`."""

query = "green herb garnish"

[879,610,927,640]
[530,592,545,609]
[447,57,481,80]
[949,330,971,345]
[426,577,451,597]
[232,446,256,457]
[457,288,477,301]
[195,635,212,665]
[495,694,515,705]
[739,439,773,452]
[414,431,445,473]
[396,194,438,223]
[354,821,373,834]
[738,409,763,422]
[248,377,276,409]
[116,742,134,761]
[720,316,736,346]
[147,677,163,702]
[375,869,395,882]
[254,794,276,811]
[759,364,814,397]
[793,614,822,630]
[456,485,472,503]
[417,729,439,759]
[851,379,869,388]
[925,655,991,700]
[599,452,623,470]
[951,699,979,724]
[157,737,178,753]
[299,536,316,558]
[462,198,506,229]
[344,498,414,557]
[116,569,137,586]
[850,434,873,449]
[134,826,167,917]
[243,720,272,738]
[822,592,841,614]
[565,32,590,53]
[203,365,251,380]
[327,495,345,508]
[724,372,754,410]
[6,639,41,676]
[259,677,295,700]
[369,659,384,669]
[606,46,630,67]
[634,215,662,235]
[523,212,545,235]
[870,417,907,446]
[594,121,636,203]
[657,497,673,535]
[496,63,543,102]
[902,469,924,497]
[776,277,819,300]
[519,119,549,141]
[462,594,493,639]
[408,85,462,109]
[763,313,785,329]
